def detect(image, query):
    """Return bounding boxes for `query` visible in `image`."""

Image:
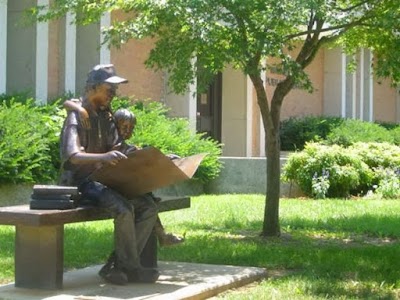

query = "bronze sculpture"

[59,64,159,285]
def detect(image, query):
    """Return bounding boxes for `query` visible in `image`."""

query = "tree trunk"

[263,124,281,236]
[250,72,282,237]
[251,69,293,237]
[248,24,322,237]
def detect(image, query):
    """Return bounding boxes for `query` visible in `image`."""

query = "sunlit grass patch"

[1,194,399,298]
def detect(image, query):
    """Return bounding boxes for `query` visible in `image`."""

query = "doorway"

[196,73,222,142]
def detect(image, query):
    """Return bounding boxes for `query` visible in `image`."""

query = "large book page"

[90,147,206,198]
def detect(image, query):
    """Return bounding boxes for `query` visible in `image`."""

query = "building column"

[351,55,357,119]
[397,88,400,122]
[367,49,374,121]
[35,0,49,103]
[187,57,197,133]
[163,57,197,133]
[0,0,7,94]
[65,12,76,94]
[246,76,253,157]
[100,12,111,64]
[341,52,346,117]
[359,48,365,120]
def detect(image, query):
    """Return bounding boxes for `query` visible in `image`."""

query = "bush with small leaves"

[112,98,223,183]
[0,99,64,184]
[279,115,343,151]
[389,126,400,146]
[374,168,400,199]
[326,119,393,147]
[0,96,222,185]
[311,169,330,199]
[282,143,373,198]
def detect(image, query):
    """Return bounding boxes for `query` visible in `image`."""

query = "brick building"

[2,1,399,157]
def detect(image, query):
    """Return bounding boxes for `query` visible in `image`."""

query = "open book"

[90,147,206,198]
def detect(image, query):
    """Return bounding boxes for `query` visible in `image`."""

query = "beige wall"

[7,0,36,95]
[265,46,324,121]
[111,38,164,101]
[374,78,397,123]
[111,11,164,102]
[251,87,261,156]
[280,50,324,119]
[323,48,343,117]
[48,19,62,99]
[221,66,248,156]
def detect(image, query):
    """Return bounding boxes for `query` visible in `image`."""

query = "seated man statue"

[59,64,159,285]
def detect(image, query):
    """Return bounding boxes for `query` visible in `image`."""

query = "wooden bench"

[0,196,190,290]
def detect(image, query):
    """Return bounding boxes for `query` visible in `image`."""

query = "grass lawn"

[1,194,399,299]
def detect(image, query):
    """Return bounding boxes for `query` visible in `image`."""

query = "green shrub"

[375,120,399,130]
[389,126,400,146]
[311,169,330,199]
[373,168,400,199]
[283,142,400,198]
[0,99,64,184]
[279,115,343,151]
[279,116,400,151]
[326,119,393,146]
[352,142,400,170]
[350,142,400,193]
[0,92,33,106]
[0,96,222,185]
[113,98,223,183]
[282,143,373,198]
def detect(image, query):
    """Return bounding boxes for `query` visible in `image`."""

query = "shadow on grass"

[179,212,400,239]
[162,213,400,299]
[63,223,114,269]
[282,214,400,239]
[160,231,399,299]
[2,210,399,298]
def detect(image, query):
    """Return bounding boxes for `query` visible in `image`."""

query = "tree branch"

[284,15,373,41]
[335,0,376,13]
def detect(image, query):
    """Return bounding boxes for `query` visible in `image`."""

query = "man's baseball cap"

[86,64,128,85]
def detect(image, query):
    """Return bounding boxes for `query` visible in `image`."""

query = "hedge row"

[280,116,400,151]
[0,96,222,185]
[282,142,400,199]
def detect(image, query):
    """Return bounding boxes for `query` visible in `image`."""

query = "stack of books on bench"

[30,185,79,210]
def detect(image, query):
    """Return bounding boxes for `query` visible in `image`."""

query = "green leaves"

[112,99,223,183]
[0,99,64,184]
[0,96,222,184]
[32,0,400,89]
[282,142,400,198]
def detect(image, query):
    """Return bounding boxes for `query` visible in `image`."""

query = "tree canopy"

[33,0,400,236]
[34,0,400,91]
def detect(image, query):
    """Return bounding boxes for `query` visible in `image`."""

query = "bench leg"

[15,224,64,289]
[140,228,158,268]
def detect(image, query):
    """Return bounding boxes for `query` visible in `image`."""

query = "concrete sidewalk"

[0,261,267,300]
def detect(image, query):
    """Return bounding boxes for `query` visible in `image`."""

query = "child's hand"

[166,154,181,160]
[111,143,122,151]
[125,145,138,154]
[78,107,90,129]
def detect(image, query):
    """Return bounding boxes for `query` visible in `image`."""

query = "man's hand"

[103,150,127,165]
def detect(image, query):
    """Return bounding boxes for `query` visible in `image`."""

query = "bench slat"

[0,196,190,227]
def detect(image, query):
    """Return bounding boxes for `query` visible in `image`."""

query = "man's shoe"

[98,251,116,278]
[99,267,128,285]
[159,232,185,247]
[98,260,113,278]
[126,268,160,283]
